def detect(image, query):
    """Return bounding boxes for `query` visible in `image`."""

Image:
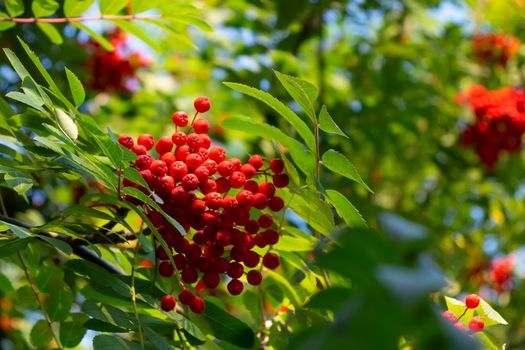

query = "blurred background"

[2,0,525,348]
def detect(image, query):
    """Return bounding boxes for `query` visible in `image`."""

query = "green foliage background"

[0,0,524,349]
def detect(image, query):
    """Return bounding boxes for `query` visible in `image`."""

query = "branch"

[0,14,163,23]
[0,214,134,275]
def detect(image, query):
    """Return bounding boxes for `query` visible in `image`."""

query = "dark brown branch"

[0,214,136,275]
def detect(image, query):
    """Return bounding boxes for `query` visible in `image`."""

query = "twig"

[0,14,163,23]
[17,252,63,349]
[131,240,145,349]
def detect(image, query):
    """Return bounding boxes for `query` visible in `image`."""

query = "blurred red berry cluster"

[472,33,520,67]
[457,85,525,169]
[119,97,289,313]
[441,294,485,333]
[85,29,150,93]
[490,255,514,292]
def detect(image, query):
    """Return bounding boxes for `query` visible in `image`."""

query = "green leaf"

[113,20,161,51]
[93,334,143,349]
[5,0,25,17]
[65,67,86,107]
[476,332,500,350]
[3,48,30,80]
[0,272,14,292]
[32,0,59,17]
[30,319,53,348]
[138,18,197,50]
[0,12,15,30]
[6,91,44,111]
[275,235,314,252]
[72,22,115,51]
[288,189,334,234]
[319,105,348,138]
[221,115,315,175]
[224,82,315,150]
[144,327,173,350]
[65,259,129,297]
[45,285,73,321]
[0,220,31,238]
[445,296,474,322]
[0,165,34,194]
[325,189,366,227]
[38,236,73,255]
[59,313,89,348]
[164,14,214,32]
[36,264,64,292]
[131,0,160,13]
[17,37,75,110]
[305,287,352,311]
[274,70,318,124]
[99,0,129,14]
[123,166,149,190]
[64,0,94,16]
[478,299,508,326]
[37,22,63,44]
[322,150,372,193]
[197,299,255,349]
[266,269,303,305]
[0,238,31,258]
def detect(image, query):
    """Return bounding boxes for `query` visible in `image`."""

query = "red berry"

[185,153,203,170]
[189,296,206,313]
[252,193,268,210]
[248,154,264,170]
[155,136,173,154]
[138,134,155,150]
[244,220,260,234]
[159,261,174,277]
[227,262,244,279]
[262,252,280,269]
[200,134,211,149]
[247,270,262,286]
[258,182,276,198]
[202,272,220,289]
[227,279,244,295]
[118,135,134,149]
[181,267,198,284]
[229,171,246,188]
[178,289,195,305]
[182,174,200,191]
[150,160,168,177]
[465,294,480,309]
[204,192,223,210]
[273,173,289,188]
[175,145,191,160]
[135,154,153,170]
[202,159,217,174]
[194,97,211,113]
[193,118,210,134]
[258,214,273,228]
[217,161,233,177]
[244,251,260,268]
[441,311,457,324]
[229,158,242,171]
[132,144,147,155]
[169,161,188,180]
[194,166,210,182]
[269,158,285,173]
[263,229,279,245]
[171,131,187,146]
[269,196,284,211]
[199,179,217,194]
[160,294,176,311]
[240,164,256,179]
[236,190,254,206]
[158,176,175,194]
[209,146,226,163]
[216,177,231,193]
[172,111,189,127]
[187,133,204,149]
[468,316,485,333]
[454,322,467,332]
[160,152,176,166]
[244,180,258,193]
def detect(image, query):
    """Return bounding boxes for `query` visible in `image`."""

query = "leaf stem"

[131,239,145,349]
[0,14,163,23]
[17,252,63,349]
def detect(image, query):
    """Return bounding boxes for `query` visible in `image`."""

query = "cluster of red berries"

[441,294,485,333]
[118,97,289,314]
[85,29,150,93]
[490,255,514,292]
[472,33,520,67]
[457,84,525,169]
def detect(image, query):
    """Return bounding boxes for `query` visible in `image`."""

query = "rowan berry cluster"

[441,294,485,333]
[119,97,289,314]
[490,255,514,292]
[85,29,150,93]
[472,33,520,67]
[457,84,525,169]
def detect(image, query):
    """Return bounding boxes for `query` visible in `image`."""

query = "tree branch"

[0,14,163,23]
